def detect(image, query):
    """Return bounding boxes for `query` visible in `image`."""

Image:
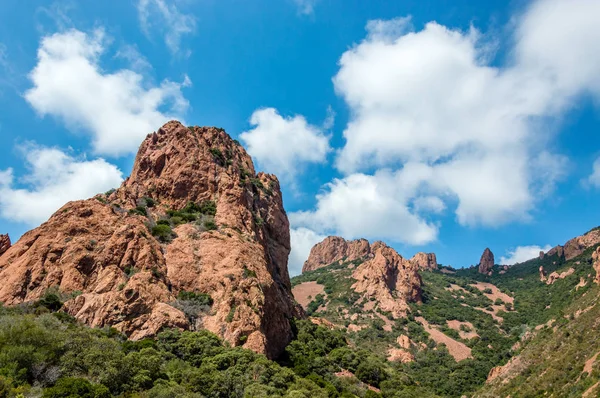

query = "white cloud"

[289,227,326,276]
[240,108,331,178]
[24,28,189,156]
[138,0,196,55]
[293,0,317,15]
[585,157,600,188]
[500,245,552,265]
[290,169,439,245]
[0,145,123,226]
[290,0,600,252]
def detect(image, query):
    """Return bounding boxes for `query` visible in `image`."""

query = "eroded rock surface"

[409,252,437,271]
[302,236,371,272]
[0,234,10,256]
[478,248,494,275]
[0,121,301,358]
[352,242,422,318]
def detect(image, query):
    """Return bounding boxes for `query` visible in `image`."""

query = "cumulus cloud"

[290,169,439,245]
[0,145,123,226]
[240,108,331,179]
[293,0,600,248]
[24,28,189,156]
[138,0,196,55]
[289,227,326,276]
[500,245,552,265]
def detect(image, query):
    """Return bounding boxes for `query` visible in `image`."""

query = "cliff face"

[543,228,600,261]
[0,234,10,256]
[302,236,371,272]
[300,236,425,318]
[410,252,437,271]
[0,121,301,358]
[302,236,437,273]
[478,248,494,275]
[352,242,423,318]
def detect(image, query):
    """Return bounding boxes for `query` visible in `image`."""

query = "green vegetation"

[151,224,174,243]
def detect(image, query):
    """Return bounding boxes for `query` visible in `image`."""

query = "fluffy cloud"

[293,0,600,248]
[240,108,331,178]
[289,227,326,276]
[290,169,439,245]
[24,29,189,156]
[0,145,123,226]
[138,0,196,55]
[500,245,552,265]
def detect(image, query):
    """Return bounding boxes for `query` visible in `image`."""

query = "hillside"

[291,234,600,397]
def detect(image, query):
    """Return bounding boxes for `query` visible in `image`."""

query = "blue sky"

[1,0,600,276]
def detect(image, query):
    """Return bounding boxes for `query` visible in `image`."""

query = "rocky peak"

[410,252,438,271]
[351,241,422,318]
[543,228,600,261]
[302,236,372,272]
[0,121,301,358]
[0,234,10,256]
[478,248,494,275]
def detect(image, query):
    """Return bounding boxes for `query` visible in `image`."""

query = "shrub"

[129,206,147,216]
[42,377,110,398]
[151,224,174,243]
[36,293,63,312]
[204,220,217,231]
[242,266,257,279]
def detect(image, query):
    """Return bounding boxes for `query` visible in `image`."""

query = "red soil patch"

[292,281,325,309]
[470,282,514,304]
[416,316,472,361]
[446,284,468,294]
[446,320,478,339]
[584,352,600,374]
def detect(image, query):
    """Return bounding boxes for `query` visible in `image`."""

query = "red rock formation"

[593,247,600,285]
[545,229,600,262]
[0,234,10,256]
[546,245,564,258]
[563,229,600,260]
[545,268,575,285]
[409,252,437,271]
[0,121,301,358]
[351,242,422,318]
[539,266,547,282]
[478,248,494,275]
[302,236,371,272]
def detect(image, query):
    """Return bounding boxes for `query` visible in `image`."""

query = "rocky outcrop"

[539,266,547,282]
[593,247,600,284]
[478,248,494,275]
[302,237,438,274]
[409,252,437,271]
[0,234,10,256]
[546,245,564,258]
[543,228,600,261]
[351,242,422,318]
[545,268,575,285]
[302,236,371,272]
[0,121,301,358]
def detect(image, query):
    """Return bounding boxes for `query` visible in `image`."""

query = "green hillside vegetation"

[475,279,600,397]
[291,239,600,397]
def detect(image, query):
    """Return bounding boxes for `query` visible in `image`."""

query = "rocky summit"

[0,121,301,358]
[478,247,494,275]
